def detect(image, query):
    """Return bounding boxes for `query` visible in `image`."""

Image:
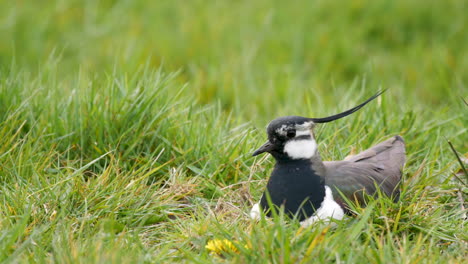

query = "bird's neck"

[276,151,326,176]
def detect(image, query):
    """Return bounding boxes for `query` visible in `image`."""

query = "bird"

[250,91,406,227]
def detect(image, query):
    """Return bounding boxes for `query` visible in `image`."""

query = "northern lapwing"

[250,91,405,227]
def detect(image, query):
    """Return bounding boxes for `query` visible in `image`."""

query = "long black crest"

[310,90,386,123]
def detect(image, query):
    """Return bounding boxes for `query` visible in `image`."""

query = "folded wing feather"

[324,136,406,209]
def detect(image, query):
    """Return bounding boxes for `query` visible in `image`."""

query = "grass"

[0,0,467,263]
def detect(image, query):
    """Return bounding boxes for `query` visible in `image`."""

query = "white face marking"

[250,203,261,220]
[295,129,311,137]
[273,121,315,137]
[275,124,288,136]
[284,138,317,159]
[300,186,345,227]
[295,121,314,130]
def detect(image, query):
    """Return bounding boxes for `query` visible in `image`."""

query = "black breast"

[260,160,325,221]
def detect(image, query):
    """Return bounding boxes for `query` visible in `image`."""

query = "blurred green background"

[2,0,466,117]
[0,0,467,262]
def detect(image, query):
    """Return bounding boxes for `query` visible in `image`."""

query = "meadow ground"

[0,0,467,263]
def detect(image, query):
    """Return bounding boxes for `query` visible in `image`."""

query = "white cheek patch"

[284,139,317,159]
[295,130,312,137]
[300,186,345,227]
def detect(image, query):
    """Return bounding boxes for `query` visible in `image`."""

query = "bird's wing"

[323,136,406,206]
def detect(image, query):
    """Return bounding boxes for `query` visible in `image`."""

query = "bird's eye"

[286,130,296,138]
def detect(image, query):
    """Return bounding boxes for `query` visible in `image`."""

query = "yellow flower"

[205,239,239,255]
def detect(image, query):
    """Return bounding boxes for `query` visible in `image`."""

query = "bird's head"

[252,116,317,160]
[252,90,385,161]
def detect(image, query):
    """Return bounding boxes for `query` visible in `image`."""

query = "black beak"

[252,141,275,156]
[309,90,386,123]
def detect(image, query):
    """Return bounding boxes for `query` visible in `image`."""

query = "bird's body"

[259,157,326,221]
[250,91,406,226]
